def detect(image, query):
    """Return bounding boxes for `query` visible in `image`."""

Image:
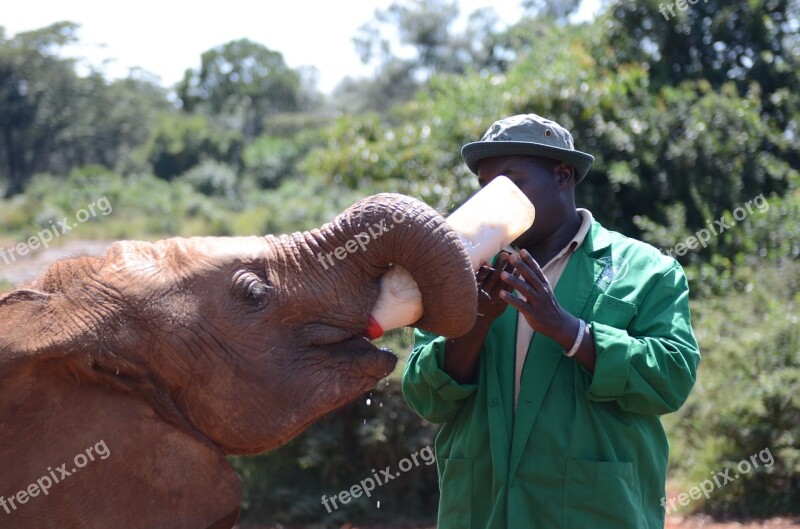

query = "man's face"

[476,155,568,248]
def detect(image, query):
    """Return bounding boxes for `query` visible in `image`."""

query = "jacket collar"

[581,219,614,257]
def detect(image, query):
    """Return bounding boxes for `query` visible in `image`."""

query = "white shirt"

[508,208,594,409]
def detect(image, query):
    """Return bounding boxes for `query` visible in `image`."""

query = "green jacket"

[402,220,700,529]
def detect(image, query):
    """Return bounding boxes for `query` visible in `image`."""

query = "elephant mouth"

[296,322,398,381]
[323,335,398,381]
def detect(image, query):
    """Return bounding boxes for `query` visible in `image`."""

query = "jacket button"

[489,398,498,407]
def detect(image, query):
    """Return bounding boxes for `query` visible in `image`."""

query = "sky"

[3,0,600,94]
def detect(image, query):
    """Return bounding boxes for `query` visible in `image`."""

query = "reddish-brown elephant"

[0,193,477,529]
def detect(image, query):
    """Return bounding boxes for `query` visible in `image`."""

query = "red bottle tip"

[363,315,384,340]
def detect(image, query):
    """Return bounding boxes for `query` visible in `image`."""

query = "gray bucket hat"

[461,114,594,182]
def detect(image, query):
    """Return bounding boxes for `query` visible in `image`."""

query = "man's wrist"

[564,319,587,357]
[553,312,581,350]
[469,312,496,335]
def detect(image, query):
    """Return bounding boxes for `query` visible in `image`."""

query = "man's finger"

[489,273,515,298]
[509,253,543,291]
[476,265,491,284]
[520,249,549,284]
[500,254,515,275]
[500,270,534,300]
[494,252,510,273]
[499,290,529,312]
[482,252,512,286]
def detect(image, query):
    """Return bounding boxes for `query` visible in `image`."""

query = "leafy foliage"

[141,112,242,180]
[343,0,516,113]
[230,380,440,526]
[178,39,305,140]
[664,261,800,516]
[0,23,167,197]
[177,160,240,200]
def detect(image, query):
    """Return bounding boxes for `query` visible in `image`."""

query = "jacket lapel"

[485,306,515,480]
[507,221,613,474]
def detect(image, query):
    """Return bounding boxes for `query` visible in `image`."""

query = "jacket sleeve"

[587,262,701,415]
[401,329,478,424]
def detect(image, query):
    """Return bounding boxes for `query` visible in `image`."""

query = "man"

[402,114,700,529]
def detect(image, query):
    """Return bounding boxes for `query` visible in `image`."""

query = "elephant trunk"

[314,193,477,338]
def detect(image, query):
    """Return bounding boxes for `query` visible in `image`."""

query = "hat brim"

[461,141,594,183]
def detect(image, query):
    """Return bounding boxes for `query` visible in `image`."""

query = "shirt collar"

[504,208,594,263]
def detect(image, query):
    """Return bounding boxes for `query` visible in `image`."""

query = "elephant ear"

[0,288,51,305]
[0,288,243,529]
[0,288,56,364]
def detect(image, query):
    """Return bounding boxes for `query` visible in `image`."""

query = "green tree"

[344,0,512,112]
[242,135,304,190]
[141,112,242,181]
[354,0,464,77]
[354,0,514,77]
[60,72,169,174]
[316,11,799,267]
[332,61,418,115]
[0,22,82,196]
[177,39,306,140]
[603,0,800,132]
[0,23,169,196]
[521,0,582,20]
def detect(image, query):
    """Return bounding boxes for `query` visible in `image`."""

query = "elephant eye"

[233,271,271,308]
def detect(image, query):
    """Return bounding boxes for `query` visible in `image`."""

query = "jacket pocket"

[438,457,471,529]
[591,294,638,329]
[563,459,645,529]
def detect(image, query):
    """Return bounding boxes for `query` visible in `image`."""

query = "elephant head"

[0,193,476,529]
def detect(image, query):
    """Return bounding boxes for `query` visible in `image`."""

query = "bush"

[664,260,800,517]
[177,160,240,200]
[636,189,800,298]
[230,379,440,528]
[242,136,302,190]
[141,113,243,180]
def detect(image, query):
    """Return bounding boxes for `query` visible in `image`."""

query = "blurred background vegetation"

[1,0,798,526]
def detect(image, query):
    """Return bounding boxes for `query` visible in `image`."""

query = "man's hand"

[442,252,515,384]
[476,251,515,323]
[499,249,580,350]
[499,249,597,372]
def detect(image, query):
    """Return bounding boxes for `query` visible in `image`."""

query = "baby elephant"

[0,193,476,529]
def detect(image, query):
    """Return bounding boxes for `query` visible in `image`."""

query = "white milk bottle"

[364,176,535,339]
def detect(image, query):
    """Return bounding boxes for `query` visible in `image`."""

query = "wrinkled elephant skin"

[0,193,476,529]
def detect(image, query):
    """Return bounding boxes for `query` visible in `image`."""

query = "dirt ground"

[664,517,800,529]
[240,517,800,529]
[0,238,112,287]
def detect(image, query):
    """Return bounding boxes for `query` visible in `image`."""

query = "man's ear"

[555,163,576,189]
